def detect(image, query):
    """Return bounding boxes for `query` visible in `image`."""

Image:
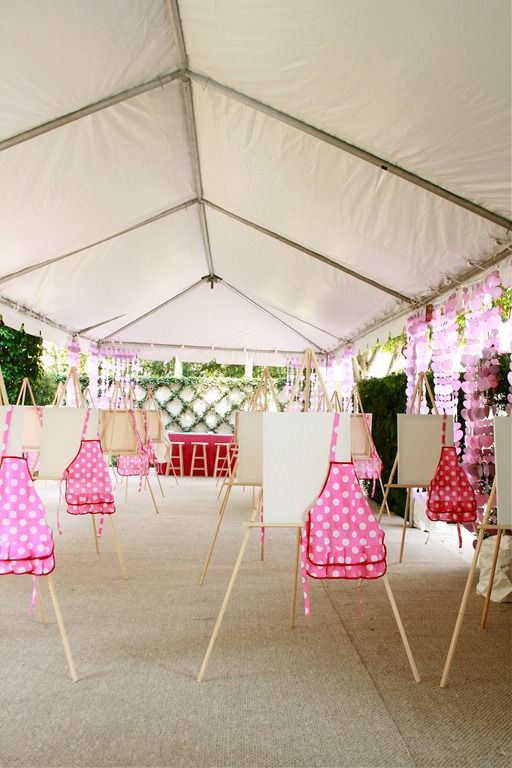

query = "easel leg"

[290,527,301,629]
[146,476,159,514]
[378,455,397,522]
[217,476,227,501]
[36,578,48,625]
[197,526,253,683]
[46,574,78,682]
[108,514,128,580]
[382,575,420,683]
[91,515,100,555]
[480,529,503,630]
[154,466,165,498]
[440,529,486,687]
[168,459,179,487]
[200,482,234,585]
[398,489,411,564]
[378,476,391,518]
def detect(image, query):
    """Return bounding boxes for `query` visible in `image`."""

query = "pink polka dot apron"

[426,415,476,546]
[0,406,55,577]
[63,409,115,534]
[116,410,151,486]
[301,412,387,616]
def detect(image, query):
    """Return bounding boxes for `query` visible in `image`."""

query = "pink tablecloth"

[157,433,233,476]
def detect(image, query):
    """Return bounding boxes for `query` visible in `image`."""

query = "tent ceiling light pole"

[0,70,183,153]
[0,197,198,286]
[167,0,215,277]
[204,199,412,304]
[222,280,324,351]
[190,72,511,231]
[102,278,204,341]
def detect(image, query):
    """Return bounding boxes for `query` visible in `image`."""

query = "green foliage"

[380,331,406,354]
[182,360,246,378]
[496,286,512,321]
[0,323,43,402]
[140,359,176,377]
[358,372,407,516]
[32,370,58,405]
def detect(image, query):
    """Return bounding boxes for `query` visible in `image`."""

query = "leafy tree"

[0,323,43,402]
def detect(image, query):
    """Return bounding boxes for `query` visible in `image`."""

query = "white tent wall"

[0,1,510,365]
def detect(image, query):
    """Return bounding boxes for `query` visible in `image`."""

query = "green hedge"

[358,372,407,516]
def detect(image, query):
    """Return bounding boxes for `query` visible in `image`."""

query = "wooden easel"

[103,387,161,514]
[248,367,281,412]
[286,348,333,413]
[82,386,95,407]
[350,384,391,518]
[16,377,37,406]
[202,350,333,585]
[11,574,79,682]
[440,480,510,686]
[142,386,176,488]
[196,496,421,684]
[201,369,282,584]
[46,372,129,578]
[377,372,438,562]
[55,367,86,407]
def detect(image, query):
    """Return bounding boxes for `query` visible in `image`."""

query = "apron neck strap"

[441,414,447,447]
[329,412,340,460]
[81,408,91,439]
[1,406,13,456]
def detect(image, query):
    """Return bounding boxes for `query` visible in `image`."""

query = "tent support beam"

[111,340,325,359]
[189,72,512,231]
[167,1,215,276]
[223,280,323,351]
[204,199,413,304]
[0,70,183,153]
[102,279,204,340]
[0,295,76,337]
[0,198,198,286]
[251,301,342,342]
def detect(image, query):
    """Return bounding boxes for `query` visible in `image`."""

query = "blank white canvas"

[38,408,99,479]
[494,416,512,526]
[0,406,24,456]
[398,414,454,486]
[263,412,351,524]
[236,411,263,484]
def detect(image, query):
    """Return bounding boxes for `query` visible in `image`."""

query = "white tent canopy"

[0,0,510,363]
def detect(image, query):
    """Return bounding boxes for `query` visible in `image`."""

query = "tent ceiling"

[0,1,510,363]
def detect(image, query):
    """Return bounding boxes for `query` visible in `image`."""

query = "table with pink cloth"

[156,432,233,476]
